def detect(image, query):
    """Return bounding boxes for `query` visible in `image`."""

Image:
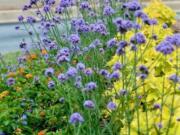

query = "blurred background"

[0,0,180,54]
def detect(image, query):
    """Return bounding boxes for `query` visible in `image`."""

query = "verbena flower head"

[84,68,93,76]
[6,78,15,86]
[110,71,120,79]
[139,65,149,74]
[113,18,133,33]
[56,48,70,64]
[55,5,64,14]
[69,34,80,45]
[19,41,27,50]
[119,89,127,96]
[80,1,91,10]
[76,62,85,71]
[91,22,108,35]
[166,34,180,48]
[118,41,128,48]
[163,23,168,29]
[66,67,77,78]
[18,15,24,22]
[26,16,36,24]
[45,0,55,5]
[83,100,95,109]
[103,5,115,16]
[107,38,117,48]
[134,10,148,19]
[58,73,68,83]
[29,0,39,5]
[99,69,110,78]
[169,74,180,83]
[156,122,163,129]
[156,41,174,55]
[45,67,54,76]
[43,5,50,12]
[130,32,146,45]
[153,103,161,109]
[69,112,84,124]
[113,62,123,71]
[107,101,117,110]
[60,0,75,8]
[85,82,97,91]
[59,97,65,103]
[116,47,125,55]
[48,80,55,89]
[123,0,141,11]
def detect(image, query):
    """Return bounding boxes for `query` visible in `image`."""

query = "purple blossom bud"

[107,38,117,48]
[119,89,127,96]
[69,34,80,45]
[6,78,15,86]
[83,100,95,109]
[169,74,180,83]
[76,63,85,71]
[107,101,117,110]
[48,80,55,89]
[110,71,120,79]
[163,23,168,29]
[80,1,91,10]
[134,10,148,19]
[59,97,65,103]
[85,82,97,91]
[60,0,75,8]
[166,34,180,48]
[69,112,84,124]
[99,69,110,78]
[18,15,24,22]
[103,6,115,16]
[139,65,148,74]
[84,68,93,76]
[45,67,54,76]
[156,41,174,55]
[66,67,77,77]
[113,62,123,71]
[113,18,133,33]
[55,6,64,14]
[118,41,128,48]
[123,0,141,11]
[26,16,36,24]
[153,103,161,109]
[130,33,146,45]
[43,5,50,12]
[156,123,163,129]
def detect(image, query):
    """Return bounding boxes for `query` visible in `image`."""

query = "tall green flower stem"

[159,55,167,134]
[166,47,179,135]
[143,82,149,135]
[133,49,140,135]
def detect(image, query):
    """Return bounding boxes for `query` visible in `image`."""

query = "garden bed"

[0,0,180,135]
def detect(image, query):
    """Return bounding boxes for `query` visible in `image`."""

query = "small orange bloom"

[41,49,48,55]
[38,130,46,135]
[18,68,25,75]
[30,54,37,60]
[25,74,33,79]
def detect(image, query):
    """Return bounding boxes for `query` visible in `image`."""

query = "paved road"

[0,23,30,54]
